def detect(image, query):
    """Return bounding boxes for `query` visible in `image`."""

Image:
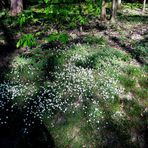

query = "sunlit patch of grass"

[119,75,136,90]
[1,2,148,147]
[47,111,95,147]
[0,35,147,147]
[5,51,53,83]
[12,56,32,67]
[124,66,142,77]
[133,88,148,100]
[123,3,143,9]
[75,46,131,70]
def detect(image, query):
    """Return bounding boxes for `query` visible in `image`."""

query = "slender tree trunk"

[10,0,23,16]
[117,0,121,9]
[100,0,107,21]
[110,0,117,22]
[143,0,146,12]
[79,3,83,32]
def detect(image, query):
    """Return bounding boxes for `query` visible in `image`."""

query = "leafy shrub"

[16,34,36,48]
[47,32,69,44]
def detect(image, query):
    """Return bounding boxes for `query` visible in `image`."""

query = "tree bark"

[143,0,146,12]
[110,0,117,22]
[10,0,23,16]
[117,0,121,9]
[100,0,107,21]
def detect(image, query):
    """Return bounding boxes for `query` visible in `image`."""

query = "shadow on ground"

[0,16,55,148]
[0,101,55,148]
[0,17,17,82]
[109,35,147,65]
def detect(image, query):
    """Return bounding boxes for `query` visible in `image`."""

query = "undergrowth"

[0,41,147,147]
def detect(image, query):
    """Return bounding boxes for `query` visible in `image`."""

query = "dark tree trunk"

[10,0,23,16]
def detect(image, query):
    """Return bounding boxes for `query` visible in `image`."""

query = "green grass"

[82,35,107,45]
[1,37,147,147]
[134,88,148,100]
[0,3,148,147]
[119,75,136,90]
[46,111,95,147]
[124,66,142,77]
[123,2,143,9]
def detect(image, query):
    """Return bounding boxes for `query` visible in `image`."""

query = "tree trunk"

[10,0,23,16]
[143,0,146,12]
[117,0,121,9]
[110,0,117,22]
[100,0,107,21]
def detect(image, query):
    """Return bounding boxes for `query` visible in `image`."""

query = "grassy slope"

[0,2,148,148]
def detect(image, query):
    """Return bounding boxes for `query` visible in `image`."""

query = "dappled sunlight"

[0,0,147,147]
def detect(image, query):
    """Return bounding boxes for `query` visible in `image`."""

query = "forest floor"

[0,3,148,148]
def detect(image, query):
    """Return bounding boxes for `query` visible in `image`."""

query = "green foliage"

[18,10,40,27]
[47,32,69,44]
[16,34,36,48]
[1,39,147,147]
[83,35,107,45]
[76,46,131,69]
[40,0,102,29]
[133,39,148,64]
[1,2,148,147]
[44,0,49,3]
[124,66,142,77]
[83,1,101,16]
[0,11,6,18]
[5,50,52,83]
[77,15,87,25]
[119,75,136,90]
[123,99,142,116]
[18,12,33,27]
[134,88,148,100]
[18,13,26,27]
[124,2,143,9]
[138,76,148,88]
